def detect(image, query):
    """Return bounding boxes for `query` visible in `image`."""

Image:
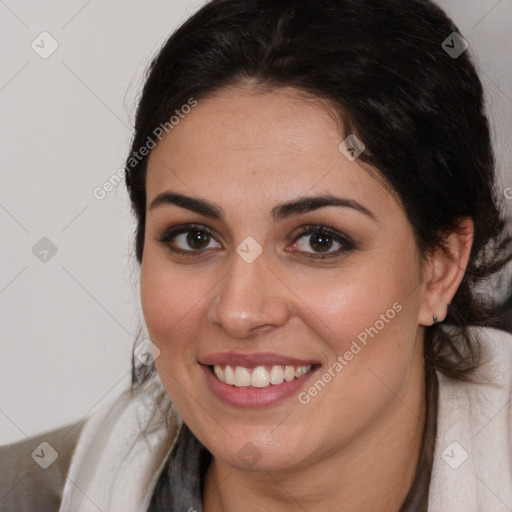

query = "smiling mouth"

[210,364,316,388]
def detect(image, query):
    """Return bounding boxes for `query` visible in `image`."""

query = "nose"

[207,253,292,339]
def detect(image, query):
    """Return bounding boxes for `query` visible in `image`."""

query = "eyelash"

[155,223,356,260]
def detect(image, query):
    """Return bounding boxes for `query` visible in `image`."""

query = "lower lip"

[200,364,320,408]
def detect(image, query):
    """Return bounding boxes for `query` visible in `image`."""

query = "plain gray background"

[1,0,511,445]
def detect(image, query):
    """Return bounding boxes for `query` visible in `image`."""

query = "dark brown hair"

[125,0,510,387]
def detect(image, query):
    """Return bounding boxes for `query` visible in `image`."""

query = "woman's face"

[141,84,428,472]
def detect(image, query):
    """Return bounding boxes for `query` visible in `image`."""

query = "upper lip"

[200,352,320,367]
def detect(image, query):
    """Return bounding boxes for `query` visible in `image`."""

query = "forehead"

[145,85,395,217]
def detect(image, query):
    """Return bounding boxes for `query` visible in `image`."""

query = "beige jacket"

[1,420,86,512]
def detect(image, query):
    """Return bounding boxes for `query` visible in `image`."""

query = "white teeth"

[251,366,270,387]
[284,365,296,382]
[213,364,312,387]
[234,366,251,387]
[214,365,224,381]
[224,365,235,385]
[295,366,308,377]
[269,365,284,385]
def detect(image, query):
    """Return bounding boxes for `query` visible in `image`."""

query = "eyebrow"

[149,192,377,222]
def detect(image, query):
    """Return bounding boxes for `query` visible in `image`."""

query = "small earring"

[432,314,438,325]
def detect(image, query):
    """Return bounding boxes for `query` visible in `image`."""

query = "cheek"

[139,255,210,413]
[140,254,208,356]
[289,247,422,373]
[286,264,422,439]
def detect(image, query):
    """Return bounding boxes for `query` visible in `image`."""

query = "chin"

[207,426,319,472]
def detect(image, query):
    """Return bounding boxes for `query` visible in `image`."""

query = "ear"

[418,217,474,327]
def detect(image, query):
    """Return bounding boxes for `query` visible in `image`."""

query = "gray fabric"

[147,423,211,512]
[0,419,86,512]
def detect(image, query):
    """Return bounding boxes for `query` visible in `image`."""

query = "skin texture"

[140,83,473,511]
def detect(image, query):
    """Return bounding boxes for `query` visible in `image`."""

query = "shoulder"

[471,326,512,387]
[430,327,512,506]
[434,326,512,443]
[438,325,512,387]
[0,419,86,512]
[435,325,512,451]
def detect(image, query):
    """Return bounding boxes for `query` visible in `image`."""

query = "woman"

[2,0,512,510]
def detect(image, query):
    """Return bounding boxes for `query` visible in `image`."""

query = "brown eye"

[290,225,356,259]
[156,224,222,255]
[186,230,212,250]
[295,232,340,254]
[308,233,334,252]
